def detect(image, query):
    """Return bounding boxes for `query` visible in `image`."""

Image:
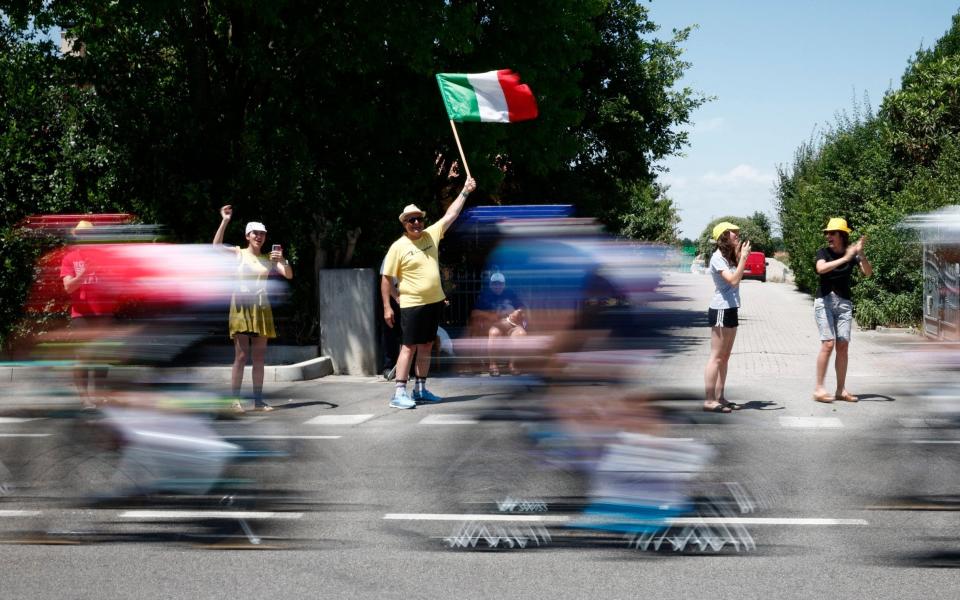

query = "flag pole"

[449,119,472,179]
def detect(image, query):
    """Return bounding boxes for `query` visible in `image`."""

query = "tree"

[618,183,680,243]
[0,0,706,346]
[775,11,960,328]
[695,215,771,259]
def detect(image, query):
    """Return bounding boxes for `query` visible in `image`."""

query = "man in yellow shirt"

[381,175,477,408]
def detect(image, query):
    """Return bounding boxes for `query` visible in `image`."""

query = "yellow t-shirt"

[382,221,446,308]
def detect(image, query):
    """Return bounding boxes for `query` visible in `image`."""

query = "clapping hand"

[847,237,864,259]
[738,240,752,263]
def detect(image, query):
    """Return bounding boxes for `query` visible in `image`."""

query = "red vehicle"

[743,251,767,282]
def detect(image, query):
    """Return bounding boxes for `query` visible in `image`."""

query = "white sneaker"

[389,389,416,409]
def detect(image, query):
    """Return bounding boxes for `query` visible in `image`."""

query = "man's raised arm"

[438,177,477,234]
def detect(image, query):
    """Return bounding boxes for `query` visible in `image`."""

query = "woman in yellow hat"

[812,218,872,403]
[703,221,751,413]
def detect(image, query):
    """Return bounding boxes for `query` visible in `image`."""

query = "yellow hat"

[711,221,739,242]
[822,217,852,233]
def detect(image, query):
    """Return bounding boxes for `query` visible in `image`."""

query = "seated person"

[474,272,527,375]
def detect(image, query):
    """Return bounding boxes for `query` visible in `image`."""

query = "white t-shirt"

[709,250,741,309]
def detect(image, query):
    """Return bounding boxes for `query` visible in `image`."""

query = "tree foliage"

[0,1,704,348]
[695,215,773,260]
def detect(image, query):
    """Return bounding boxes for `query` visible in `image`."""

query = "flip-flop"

[836,392,858,402]
[721,402,743,410]
[489,367,500,377]
[812,392,833,403]
[703,403,732,413]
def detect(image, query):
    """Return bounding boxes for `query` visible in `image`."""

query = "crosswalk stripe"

[419,414,478,425]
[779,417,843,429]
[0,418,43,424]
[303,414,374,425]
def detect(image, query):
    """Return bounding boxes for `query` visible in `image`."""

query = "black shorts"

[707,307,739,328]
[400,301,444,345]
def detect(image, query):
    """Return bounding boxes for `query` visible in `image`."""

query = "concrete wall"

[318,268,378,375]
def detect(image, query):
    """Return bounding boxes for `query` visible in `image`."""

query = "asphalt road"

[0,272,957,599]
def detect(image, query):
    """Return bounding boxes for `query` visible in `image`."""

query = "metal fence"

[440,267,485,335]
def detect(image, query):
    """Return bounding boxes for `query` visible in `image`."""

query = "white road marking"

[0,510,42,517]
[669,517,868,526]
[419,414,479,425]
[779,417,844,429]
[0,418,42,424]
[225,435,341,440]
[303,414,374,426]
[910,440,960,444]
[384,513,570,523]
[0,433,51,438]
[119,510,304,520]
[383,513,868,526]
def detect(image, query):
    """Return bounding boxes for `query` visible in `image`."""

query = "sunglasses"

[405,216,424,224]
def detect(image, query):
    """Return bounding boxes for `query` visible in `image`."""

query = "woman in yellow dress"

[213,205,293,412]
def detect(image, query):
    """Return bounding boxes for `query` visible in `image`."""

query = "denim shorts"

[814,293,853,342]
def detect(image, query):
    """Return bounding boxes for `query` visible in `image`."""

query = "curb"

[0,356,334,384]
[874,326,918,335]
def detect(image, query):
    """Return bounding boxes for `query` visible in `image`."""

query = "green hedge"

[777,16,960,328]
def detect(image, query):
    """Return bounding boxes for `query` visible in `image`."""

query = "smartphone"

[271,244,281,253]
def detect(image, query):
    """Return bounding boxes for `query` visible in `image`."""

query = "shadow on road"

[277,400,338,410]
[735,400,784,411]
[855,393,897,402]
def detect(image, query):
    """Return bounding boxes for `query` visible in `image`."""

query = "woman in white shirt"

[703,222,751,413]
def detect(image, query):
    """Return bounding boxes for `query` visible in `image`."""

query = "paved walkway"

[649,271,924,407]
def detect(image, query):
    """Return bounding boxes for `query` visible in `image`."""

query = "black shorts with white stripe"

[707,307,739,328]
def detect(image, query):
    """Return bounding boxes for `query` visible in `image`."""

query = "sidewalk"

[648,271,925,405]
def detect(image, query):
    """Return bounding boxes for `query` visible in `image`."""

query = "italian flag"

[436,70,538,123]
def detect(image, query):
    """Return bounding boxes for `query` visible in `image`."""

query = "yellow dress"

[228,249,277,339]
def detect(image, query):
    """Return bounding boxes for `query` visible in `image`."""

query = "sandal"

[721,401,743,411]
[812,392,833,403]
[836,392,858,402]
[703,403,732,413]
[489,366,500,377]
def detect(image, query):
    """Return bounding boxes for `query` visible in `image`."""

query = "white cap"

[398,204,426,223]
[245,221,267,235]
[490,272,506,284]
